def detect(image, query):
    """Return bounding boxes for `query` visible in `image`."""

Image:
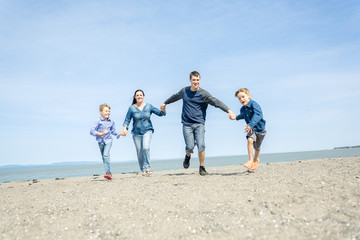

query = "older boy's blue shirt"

[90,116,119,144]
[123,103,165,135]
[236,99,266,134]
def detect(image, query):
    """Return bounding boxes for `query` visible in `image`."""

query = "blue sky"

[0,0,359,166]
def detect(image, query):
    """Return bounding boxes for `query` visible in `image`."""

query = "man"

[160,71,235,176]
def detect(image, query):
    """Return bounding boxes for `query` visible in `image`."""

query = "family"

[90,71,266,180]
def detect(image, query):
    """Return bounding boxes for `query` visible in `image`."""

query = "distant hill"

[0,161,99,170]
[334,145,360,150]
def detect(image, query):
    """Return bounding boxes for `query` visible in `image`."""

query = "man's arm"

[200,88,236,119]
[160,87,186,111]
[164,87,185,105]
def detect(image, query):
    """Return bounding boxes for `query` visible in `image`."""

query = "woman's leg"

[132,134,144,172]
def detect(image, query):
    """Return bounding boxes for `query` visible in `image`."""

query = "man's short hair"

[189,71,200,79]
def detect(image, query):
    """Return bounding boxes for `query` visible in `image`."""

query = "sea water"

[0,148,359,183]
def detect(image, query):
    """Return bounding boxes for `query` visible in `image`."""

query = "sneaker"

[183,154,191,169]
[104,172,112,180]
[199,166,209,176]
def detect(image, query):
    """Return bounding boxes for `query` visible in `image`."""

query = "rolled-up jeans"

[182,123,205,153]
[132,131,153,172]
[98,142,112,173]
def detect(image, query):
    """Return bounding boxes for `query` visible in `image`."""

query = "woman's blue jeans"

[98,142,112,173]
[132,131,153,172]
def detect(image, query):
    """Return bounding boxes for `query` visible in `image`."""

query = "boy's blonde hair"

[99,103,111,112]
[235,88,250,97]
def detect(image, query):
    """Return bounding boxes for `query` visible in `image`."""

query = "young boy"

[234,88,266,171]
[90,103,120,180]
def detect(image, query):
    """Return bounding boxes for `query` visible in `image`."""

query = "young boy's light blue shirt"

[90,116,120,144]
[236,99,266,134]
[123,103,165,135]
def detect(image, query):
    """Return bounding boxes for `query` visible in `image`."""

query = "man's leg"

[198,151,205,166]
[183,125,195,168]
[195,124,208,176]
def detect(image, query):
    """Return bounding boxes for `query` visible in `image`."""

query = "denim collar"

[244,99,253,108]
[100,116,111,121]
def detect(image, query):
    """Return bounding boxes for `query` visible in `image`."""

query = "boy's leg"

[249,131,266,170]
[244,137,254,168]
[142,131,153,172]
[98,143,106,166]
[103,142,112,174]
[250,150,261,170]
[133,134,145,172]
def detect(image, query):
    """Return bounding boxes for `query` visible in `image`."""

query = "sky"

[0,0,359,166]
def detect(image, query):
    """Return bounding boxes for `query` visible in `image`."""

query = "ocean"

[1,148,359,183]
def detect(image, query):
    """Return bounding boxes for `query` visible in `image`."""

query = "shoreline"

[2,147,360,183]
[1,156,359,239]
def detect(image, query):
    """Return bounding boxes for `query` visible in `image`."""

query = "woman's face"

[135,91,144,104]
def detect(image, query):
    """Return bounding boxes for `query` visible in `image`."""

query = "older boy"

[234,88,266,171]
[90,103,120,180]
[160,71,236,176]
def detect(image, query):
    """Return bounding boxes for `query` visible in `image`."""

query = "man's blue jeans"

[98,142,112,173]
[182,123,205,153]
[132,131,153,172]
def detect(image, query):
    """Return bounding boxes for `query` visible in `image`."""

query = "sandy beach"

[1,156,359,239]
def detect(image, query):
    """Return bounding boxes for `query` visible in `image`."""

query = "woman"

[121,89,166,176]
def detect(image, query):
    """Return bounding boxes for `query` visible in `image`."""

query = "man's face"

[190,75,200,90]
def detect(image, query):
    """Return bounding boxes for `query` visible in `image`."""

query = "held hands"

[228,110,236,120]
[120,127,128,136]
[160,104,166,112]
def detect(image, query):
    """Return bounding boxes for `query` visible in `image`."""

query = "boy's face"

[236,92,251,106]
[100,107,110,120]
[189,75,200,91]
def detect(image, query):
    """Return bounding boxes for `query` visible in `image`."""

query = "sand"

[1,156,359,240]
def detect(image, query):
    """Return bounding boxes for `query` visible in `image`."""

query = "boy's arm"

[90,120,100,136]
[236,111,245,121]
[90,121,108,136]
[110,121,120,139]
[247,102,263,129]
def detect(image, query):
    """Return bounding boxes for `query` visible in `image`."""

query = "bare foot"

[145,169,153,175]
[250,158,260,171]
[244,160,252,169]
